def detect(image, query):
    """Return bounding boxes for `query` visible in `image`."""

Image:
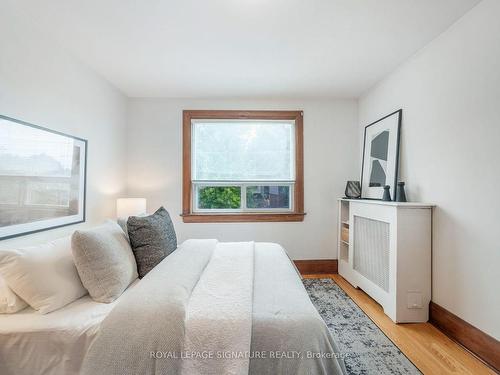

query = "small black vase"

[396,182,407,202]
[344,181,361,199]
[382,185,392,201]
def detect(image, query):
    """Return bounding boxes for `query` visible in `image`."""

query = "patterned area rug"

[303,278,421,375]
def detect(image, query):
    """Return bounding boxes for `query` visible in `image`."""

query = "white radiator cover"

[338,199,433,323]
[353,216,390,292]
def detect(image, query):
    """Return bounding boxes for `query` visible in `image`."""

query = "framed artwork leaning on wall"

[360,109,402,200]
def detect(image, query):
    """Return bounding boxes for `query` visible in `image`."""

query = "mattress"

[0,279,139,375]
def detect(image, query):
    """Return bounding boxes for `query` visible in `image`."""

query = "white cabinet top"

[339,198,434,208]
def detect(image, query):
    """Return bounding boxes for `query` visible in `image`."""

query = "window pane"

[197,186,241,209]
[246,185,290,209]
[193,121,294,181]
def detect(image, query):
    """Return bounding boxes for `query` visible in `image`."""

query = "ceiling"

[5,0,481,98]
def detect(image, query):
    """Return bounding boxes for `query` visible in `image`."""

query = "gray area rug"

[303,278,421,375]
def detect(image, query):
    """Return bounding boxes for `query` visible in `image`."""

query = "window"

[182,110,304,222]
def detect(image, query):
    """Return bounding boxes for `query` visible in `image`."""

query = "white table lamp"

[116,198,147,218]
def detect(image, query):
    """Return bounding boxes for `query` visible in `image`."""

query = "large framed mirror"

[0,115,87,240]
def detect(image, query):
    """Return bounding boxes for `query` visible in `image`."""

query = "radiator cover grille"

[353,216,390,292]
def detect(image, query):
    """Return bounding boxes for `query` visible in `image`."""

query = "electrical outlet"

[407,292,423,309]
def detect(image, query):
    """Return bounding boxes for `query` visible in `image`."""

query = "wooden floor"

[303,274,497,375]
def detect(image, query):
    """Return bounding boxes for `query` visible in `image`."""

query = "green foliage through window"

[198,186,241,209]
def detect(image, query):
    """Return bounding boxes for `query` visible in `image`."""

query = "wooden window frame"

[182,110,305,223]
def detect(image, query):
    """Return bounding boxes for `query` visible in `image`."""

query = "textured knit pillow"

[127,207,177,278]
[117,213,147,241]
[72,221,138,303]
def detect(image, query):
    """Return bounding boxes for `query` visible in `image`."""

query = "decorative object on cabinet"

[344,181,361,199]
[382,185,392,201]
[396,182,407,202]
[360,109,402,200]
[0,115,87,240]
[337,198,433,323]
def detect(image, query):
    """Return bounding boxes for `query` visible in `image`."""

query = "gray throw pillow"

[117,213,147,241]
[127,207,177,278]
[71,221,138,303]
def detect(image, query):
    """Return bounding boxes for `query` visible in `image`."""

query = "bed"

[0,280,139,374]
[0,240,347,375]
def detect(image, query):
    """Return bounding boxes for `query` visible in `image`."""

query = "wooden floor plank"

[303,274,496,375]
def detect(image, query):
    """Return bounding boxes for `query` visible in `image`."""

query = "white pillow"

[0,237,87,314]
[0,274,27,313]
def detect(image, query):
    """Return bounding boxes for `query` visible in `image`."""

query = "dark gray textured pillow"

[127,207,177,278]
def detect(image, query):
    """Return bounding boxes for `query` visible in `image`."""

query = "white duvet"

[181,241,254,375]
[0,280,139,375]
[1,240,347,375]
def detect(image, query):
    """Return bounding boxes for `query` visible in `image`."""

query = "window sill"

[181,212,306,223]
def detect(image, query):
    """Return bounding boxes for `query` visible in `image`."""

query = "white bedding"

[0,240,347,375]
[181,241,254,375]
[82,241,347,375]
[0,279,139,375]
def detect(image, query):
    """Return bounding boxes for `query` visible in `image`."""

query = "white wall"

[0,6,128,247]
[358,0,500,339]
[126,98,358,260]
[5,0,496,341]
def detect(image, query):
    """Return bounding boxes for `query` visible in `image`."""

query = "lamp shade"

[116,198,147,218]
